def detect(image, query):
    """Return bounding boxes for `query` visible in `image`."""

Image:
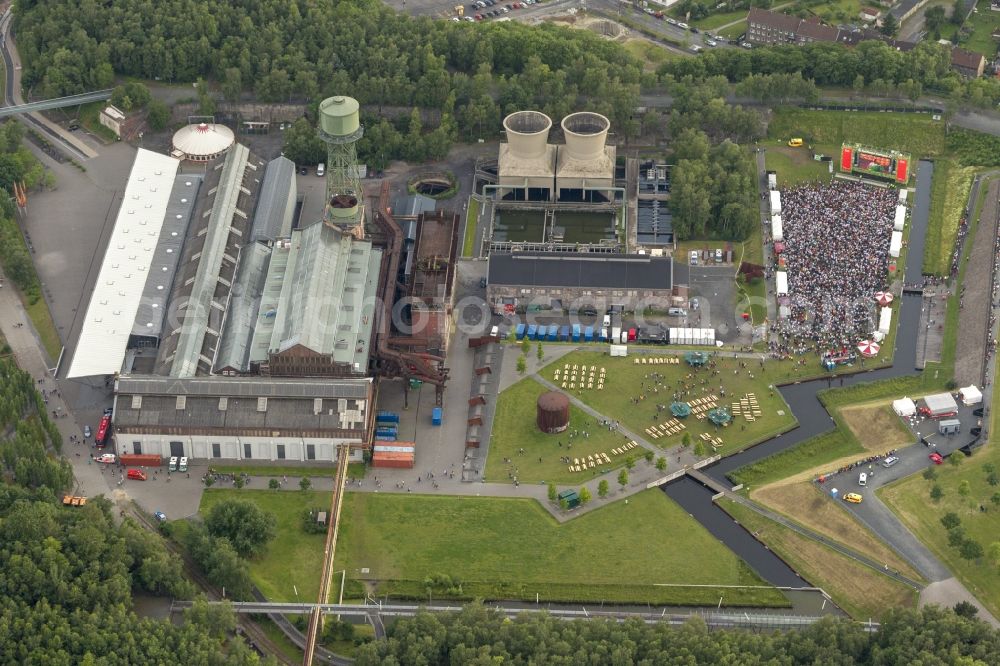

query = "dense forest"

[357,603,1000,665]
[0,356,265,664]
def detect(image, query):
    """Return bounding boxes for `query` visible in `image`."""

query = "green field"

[623,39,682,69]
[721,500,918,619]
[484,377,630,484]
[764,143,837,186]
[333,490,789,607]
[462,196,479,257]
[691,10,747,30]
[961,0,1000,57]
[200,489,328,603]
[493,209,614,244]
[767,109,946,159]
[924,159,980,276]
[25,292,62,362]
[209,463,366,479]
[546,351,797,457]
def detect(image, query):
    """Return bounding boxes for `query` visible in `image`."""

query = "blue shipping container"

[376,427,398,438]
[559,325,569,341]
[375,434,397,441]
[526,324,537,340]
[572,324,581,342]
[376,411,400,424]
[535,325,546,341]
[515,323,526,340]
[431,407,443,426]
[584,326,594,341]
[547,326,558,341]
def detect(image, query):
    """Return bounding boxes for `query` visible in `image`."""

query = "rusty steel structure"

[371,181,449,406]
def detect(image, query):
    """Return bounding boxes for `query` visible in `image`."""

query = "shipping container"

[571,324,581,342]
[372,451,415,469]
[584,326,594,342]
[559,325,570,341]
[547,326,558,341]
[431,407,443,426]
[516,323,526,339]
[118,454,162,467]
[376,411,400,424]
[533,325,544,340]
[375,435,397,442]
[526,324,536,340]
[376,425,398,437]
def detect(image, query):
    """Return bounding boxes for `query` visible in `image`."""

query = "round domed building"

[171,122,235,162]
[536,391,570,434]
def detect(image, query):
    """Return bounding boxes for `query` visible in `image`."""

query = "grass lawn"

[764,143,836,186]
[258,617,304,663]
[623,39,681,69]
[462,196,479,258]
[838,402,913,451]
[752,481,923,580]
[25,292,61,362]
[924,159,980,276]
[484,377,630,484]
[767,109,946,159]
[718,21,747,40]
[199,489,328,603]
[333,490,789,607]
[691,10,748,30]
[545,351,797,457]
[209,463,366,480]
[732,428,861,488]
[960,0,1000,57]
[721,499,919,619]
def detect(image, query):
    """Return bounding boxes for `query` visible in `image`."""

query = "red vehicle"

[126,468,148,481]
[628,327,637,341]
[918,406,957,419]
[929,452,944,465]
[95,414,112,448]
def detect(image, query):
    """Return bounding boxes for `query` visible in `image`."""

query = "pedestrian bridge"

[0,89,113,118]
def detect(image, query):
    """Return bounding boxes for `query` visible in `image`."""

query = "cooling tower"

[503,111,552,160]
[560,112,610,162]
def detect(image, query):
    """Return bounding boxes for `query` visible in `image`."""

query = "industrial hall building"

[67,107,386,464]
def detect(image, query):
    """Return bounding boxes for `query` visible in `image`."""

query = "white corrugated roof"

[67,149,180,377]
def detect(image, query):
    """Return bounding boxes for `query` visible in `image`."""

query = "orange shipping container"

[372,451,414,469]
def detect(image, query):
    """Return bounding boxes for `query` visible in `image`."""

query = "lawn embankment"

[720,500,919,619]
[484,377,630,484]
[208,463,366,479]
[462,196,479,257]
[924,159,979,276]
[333,490,789,607]
[767,109,946,158]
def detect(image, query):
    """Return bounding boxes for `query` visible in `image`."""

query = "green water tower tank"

[319,96,360,138]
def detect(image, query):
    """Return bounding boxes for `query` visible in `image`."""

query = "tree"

[300,477,311,492]
[953,601,979,618]
[880,13,899,36]
[625,457,635,471]
[948,526,966,548]
[617,469,629,490]
[146,99,170,131]
[987,472,999,487]
[536,342,544,362]
[925,6,947,36]
[682,432,692,448]
[923,467,938,481]
[950,0,965,25]
[988,541,1000,567]
[269,478,280,490]
[516,355,527,375]
[521,338,531,355]
[194,78,215,116]
[958,480,971,497]
[656,457,667,472]
[579,486,592,505]
[940,512,961,529]
[959,539,983,561]
[694,442,706,457]
[222,67,242,106]
[931,484,944,501]
[949,453,963,467]
[598,480,609,498]
[283,118,325,166]
[204,499,277,558]
[548,482,557,501]
[644,450,654,463]
[993,492,1000,507]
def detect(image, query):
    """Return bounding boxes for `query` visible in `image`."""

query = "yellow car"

[787,138,804,147]
[843,493,863,504]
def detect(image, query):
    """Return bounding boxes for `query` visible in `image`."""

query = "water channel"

[662,161,934,591]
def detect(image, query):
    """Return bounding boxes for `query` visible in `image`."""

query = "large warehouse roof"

[67,149,180,378]
[488,252,674,290]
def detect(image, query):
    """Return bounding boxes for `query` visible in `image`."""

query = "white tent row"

[770,190,781,215]
[775,270,788,296]
[892,397,916,417]
[878,306,892,335]
[767,173,777,190]
[771,215,783,242]
[889,230,903,258]
[898,189,908,204]
[960,385,982,405]
[668,327,716,346]
[894,205,906,231]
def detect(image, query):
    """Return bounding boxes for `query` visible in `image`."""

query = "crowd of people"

[771,181,897,354]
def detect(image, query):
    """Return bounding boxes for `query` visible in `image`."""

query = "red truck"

[119,454,162,467]
[95,414,112,448]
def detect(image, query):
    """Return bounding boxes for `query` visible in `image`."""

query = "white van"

[668,307,688,317]
[179,457,188,473]
[316,163,325,177]
[690,250,698,265]
[490,325,499,338]
[168,456,178,472]
[858,472,867,486]
[882,456,900,468]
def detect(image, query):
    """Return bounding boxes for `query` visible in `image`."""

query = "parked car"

[929,452,944,465]
[706,39,718,47]
[169,456,178,471]
[95,453,116,464]
[843,492,863,504]
[741,41,753,48]
[882,456,900,468]
[689,250,698,265]
[858,472,867,486]
[666,17,678,25]
[316,163,325,177]
[154,511,167,522]
[714,248,723,262]
[127,468,148,481]
[83,425,92,438]
[179,457,188,472]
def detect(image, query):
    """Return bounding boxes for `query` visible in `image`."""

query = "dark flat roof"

[488,252,673,290]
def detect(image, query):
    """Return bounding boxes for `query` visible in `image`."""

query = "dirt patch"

[840,403,911,452]
[752,481,923,581]
[771,146,815,167]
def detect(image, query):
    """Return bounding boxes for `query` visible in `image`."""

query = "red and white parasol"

[875,291,893,306]
[857,340,880,357]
